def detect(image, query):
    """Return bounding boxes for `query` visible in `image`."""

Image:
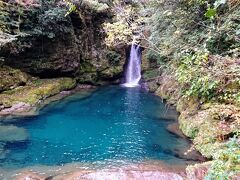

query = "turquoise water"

[0,86,190,169]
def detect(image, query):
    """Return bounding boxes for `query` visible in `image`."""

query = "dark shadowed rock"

[0,3,124,83]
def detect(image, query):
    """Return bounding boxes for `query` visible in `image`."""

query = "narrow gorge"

[0,0,239,179]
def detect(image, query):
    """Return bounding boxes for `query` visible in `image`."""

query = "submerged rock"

[0,125,28,142]
[14,171,46,180]
[50,169,183,180]
[14,169,183,180]
[82,170,183,180]
[167,123,186,139]
[0,142,8,160]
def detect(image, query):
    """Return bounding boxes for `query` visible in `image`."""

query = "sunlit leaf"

[205,8,217,19]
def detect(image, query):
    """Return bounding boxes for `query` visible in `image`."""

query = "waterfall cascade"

[122,43,141,87]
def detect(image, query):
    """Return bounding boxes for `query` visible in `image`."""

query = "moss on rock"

[186,162,212,180]
[99,66,123,80]
[0,78,76,109]
[155,73,180,105]
[176,96,200,113]
[143,69,160,81]
[179,104,240,158]
[0,66,28,92]
[77,73,98,85]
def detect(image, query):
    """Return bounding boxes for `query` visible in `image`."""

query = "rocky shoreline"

[1,160,189,180]
[146,72,240,179]
[0,79,96,119]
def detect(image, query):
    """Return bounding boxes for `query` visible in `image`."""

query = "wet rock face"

[0,2,124,82]
[2,33,79,77]
[0,6,79,77]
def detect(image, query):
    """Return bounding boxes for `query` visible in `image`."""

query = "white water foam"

[122,43,141,87]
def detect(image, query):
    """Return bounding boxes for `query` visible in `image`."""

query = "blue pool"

[0,86,190,169]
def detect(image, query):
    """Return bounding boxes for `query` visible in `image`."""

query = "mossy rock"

[179,113,200,139]
[0,78,76,107]
[147,80,159,93]
[80,61,97,73]
[155,74,180,103]
[179,104,240,158]
[142,51,150,71]
[99,66,123,80]
[176,96,200,113]
[0,66,29,92]
[106,50,121,66]
[143,69,160,81]
[194,141,224,158]
[77,73,98,85]
[24,78,76,104]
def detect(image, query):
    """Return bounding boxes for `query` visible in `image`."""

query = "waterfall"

[122,43,141,87]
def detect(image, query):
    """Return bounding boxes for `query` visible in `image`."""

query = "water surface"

[0,86,190,169]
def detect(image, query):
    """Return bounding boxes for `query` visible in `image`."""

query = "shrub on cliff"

[206,135,240,179]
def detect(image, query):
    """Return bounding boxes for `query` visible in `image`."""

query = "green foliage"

[206,33,236,54]
[147,50,169,68]
[206,8,240,56]
[186,0,227,19]
[204,0,227,19]
[64,1,77,16]
[176,51,219,101]
[143,69,160,81]
[218,89,240,105]
[145,0,239,62]
[236,93,240,105]
[36,8,72,38]
[64,0,109,14]
[205,7,217,19]
[106,50,121,65]
[185,75,219,100]
[103,22,132,46]
[103,1,144,47]
[206,135,240,180]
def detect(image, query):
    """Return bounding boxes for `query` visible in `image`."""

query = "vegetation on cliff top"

[0,0,239,179]
[140,0,239,179]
